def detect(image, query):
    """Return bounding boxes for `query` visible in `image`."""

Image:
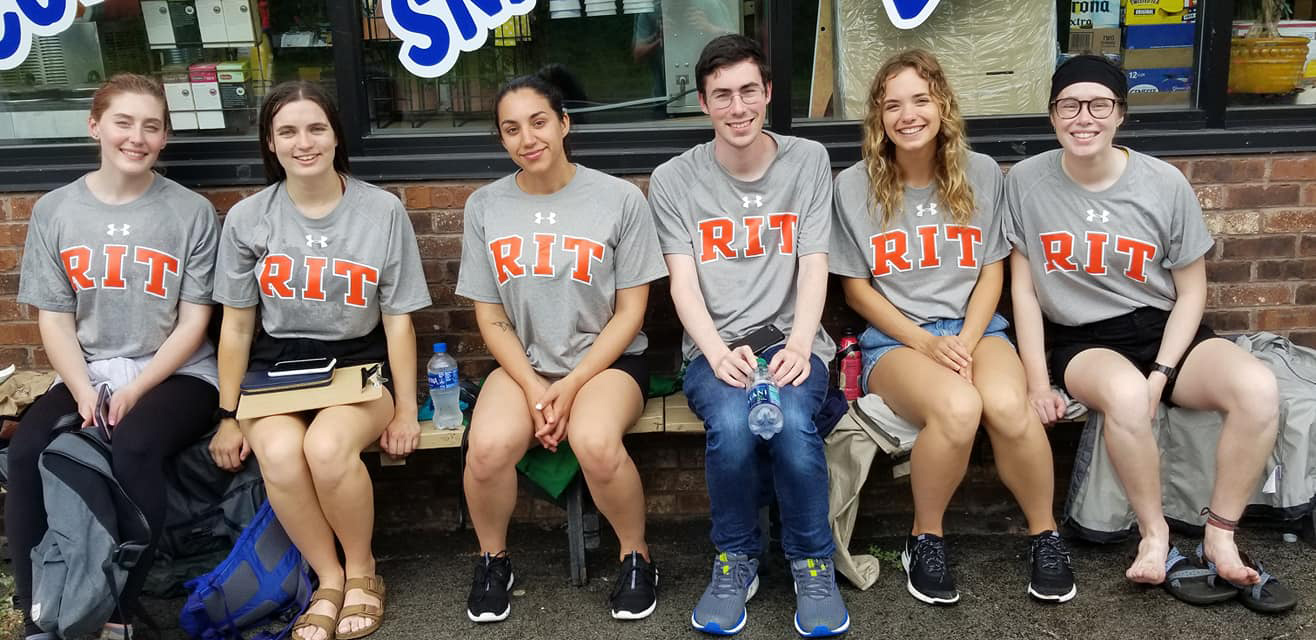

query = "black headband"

[1050,55,1128,103]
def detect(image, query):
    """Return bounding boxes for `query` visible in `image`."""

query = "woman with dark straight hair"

[209,81,431,640]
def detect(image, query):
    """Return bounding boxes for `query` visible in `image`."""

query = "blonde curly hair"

[861,50,975,227]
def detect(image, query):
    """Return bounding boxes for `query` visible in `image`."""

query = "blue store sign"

[384,0,537,79]
[0,0,102,71]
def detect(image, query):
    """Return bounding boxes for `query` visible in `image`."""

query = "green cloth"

[515,442,580,500]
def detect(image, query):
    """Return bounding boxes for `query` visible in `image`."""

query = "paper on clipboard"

[237,364,384,420]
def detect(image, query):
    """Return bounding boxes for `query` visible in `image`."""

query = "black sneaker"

[610,550,659,620]
[467,551,515,622]
[1028,531,1076,603]
[901,534,959,605]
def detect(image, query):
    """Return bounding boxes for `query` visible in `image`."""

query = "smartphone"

[267,357,337,377]
[729,325,786,355]
[92,383,113,441]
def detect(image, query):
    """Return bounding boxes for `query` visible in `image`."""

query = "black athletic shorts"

[605,354,650,399]
[248,323,393,392]
[1046,306,1218,405]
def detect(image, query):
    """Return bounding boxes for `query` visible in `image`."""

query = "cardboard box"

[1124,0,1196,25]
[1127,89,1190,107]
[1123,46,1193,69]
[1069,27,1121,55]
[1127,67,1192,92]
[1071,0,1119,29]
[1125,23,1195,49]
[215,61,250,110]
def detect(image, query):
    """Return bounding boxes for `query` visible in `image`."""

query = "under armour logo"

[742,194,763,208]
[306,235,328,248]
[106,224,131,236]
[534,211,557,225]
[915,202,938,217]
[1085,209,1111,223]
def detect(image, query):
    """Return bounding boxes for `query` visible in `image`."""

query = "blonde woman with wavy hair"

[830,50,1074,606]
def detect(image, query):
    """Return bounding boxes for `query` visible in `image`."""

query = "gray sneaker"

[791,557,850,637]
[691,552,760,635]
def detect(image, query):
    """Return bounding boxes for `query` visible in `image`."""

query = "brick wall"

[0,151,1312,531]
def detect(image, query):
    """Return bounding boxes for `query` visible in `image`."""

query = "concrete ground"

[114,520,1316,640]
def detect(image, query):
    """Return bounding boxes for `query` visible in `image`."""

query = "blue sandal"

[1163,546,1237,606]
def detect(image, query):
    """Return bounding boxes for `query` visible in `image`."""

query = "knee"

[256,436,308,487]
[302,435,355,479]
[1095,379,1151,432]
[705,416,756,467]
[980,386,1033,440]
[571,432,626,481]
[464,434,521,483]
[1225,367,1279,429]
[926,390,982,448]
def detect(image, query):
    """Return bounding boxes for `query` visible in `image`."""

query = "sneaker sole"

[794,611,850,637]
[1028,582,1077,603]
[690,575,759,635]
[901,550,959,605]
[611,566,660,620]
[467,572,515,623]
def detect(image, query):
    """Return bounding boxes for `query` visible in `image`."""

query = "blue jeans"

[683,345,834,560]
[859,313,1013,388]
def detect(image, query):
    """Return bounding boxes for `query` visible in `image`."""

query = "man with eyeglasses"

[647,34,848,638]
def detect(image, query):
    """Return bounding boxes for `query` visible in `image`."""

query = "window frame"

[0,0,1312,191]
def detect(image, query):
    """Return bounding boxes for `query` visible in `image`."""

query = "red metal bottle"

[838,334,861,401]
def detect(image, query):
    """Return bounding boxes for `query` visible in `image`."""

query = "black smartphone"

[268,357,337,377]
[729,325,786,355]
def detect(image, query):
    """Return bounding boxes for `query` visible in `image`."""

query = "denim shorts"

[859,313,1013,390]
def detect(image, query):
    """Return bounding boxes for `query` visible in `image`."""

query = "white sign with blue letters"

[0,0,102,71]
[383,0,538,79]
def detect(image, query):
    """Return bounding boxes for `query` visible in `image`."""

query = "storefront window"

[793,0,1201,121]
[361,0,762,132]
[0,0,334,143]
[1229,0,1316,108]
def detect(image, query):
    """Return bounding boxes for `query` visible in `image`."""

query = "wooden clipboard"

[237,364,384,420]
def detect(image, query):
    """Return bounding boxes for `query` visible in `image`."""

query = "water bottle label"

[428,370,458,390]
[747,381,780,408]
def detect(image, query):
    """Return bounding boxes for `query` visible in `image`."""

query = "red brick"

[1215,284,1292,307]
[434,210,463,233]
[1262,209,1316,233]
[1270,156,1316,181]
[451,186,475,209]
[1226,184,1301,208]
[0,347,29,366]
[1204,211,1260,235]
[1203,310,1252,332]
[203,189,244,214]
[0,274,20,295]
[0,223,29,246]
[422,234,461,257]
[421,260,446,282]
[647,494,675,515]
[31,349,49,367]
[403,186,432,209]
[0,298,25,321]
[8,196,35,221]
[0,247,20,272]
[1192,157,1265,183]
[1194,185,1226,210]
[1220,235,1297,259]
[447,309,477,331]
[427,284,462,307]
[0,198,8,219]
[1299,284,1316,306]
[1257,307,1316,330]
[675,492,710,514]
[1254,259,1316,281]
[1303,235,1316,256]
[1205,260,1251,283]
[1292,331,1316,349]
[429,187,456,209]
[1304,184,1316,206]
[0,322,41,345]
[408,212,433,234]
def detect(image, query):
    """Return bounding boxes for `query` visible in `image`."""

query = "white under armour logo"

[915,202,938,217]
[1085,209,1111,223]
[306,235,328,248]
[534,211,557,224]
[106,224,131,236]
[742,194,763,208]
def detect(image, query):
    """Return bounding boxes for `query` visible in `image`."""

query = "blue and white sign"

[383,0,537,79]
[883,0,940,29]
[0,0,102,71]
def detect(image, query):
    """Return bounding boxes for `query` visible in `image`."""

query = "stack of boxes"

[1123,0,1196,107]
[145,0,259,131]
[161,60,251,131]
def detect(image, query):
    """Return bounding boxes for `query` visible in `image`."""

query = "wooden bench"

[367,392,704,586]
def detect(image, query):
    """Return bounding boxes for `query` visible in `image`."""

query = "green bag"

[515,442,580,500]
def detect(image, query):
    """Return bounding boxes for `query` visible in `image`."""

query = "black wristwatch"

[213,407,238,424]
[1151,362,1177,380]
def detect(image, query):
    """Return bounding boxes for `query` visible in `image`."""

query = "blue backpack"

[179,501,313,640]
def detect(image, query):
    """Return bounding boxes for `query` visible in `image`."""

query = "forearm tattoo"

[492,320,515,333]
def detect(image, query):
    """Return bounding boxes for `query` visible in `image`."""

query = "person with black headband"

[1003,55,1295,612]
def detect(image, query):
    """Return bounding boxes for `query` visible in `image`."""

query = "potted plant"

[1230,0,1310,94]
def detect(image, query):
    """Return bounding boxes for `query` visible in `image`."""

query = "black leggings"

[5,376,217,632]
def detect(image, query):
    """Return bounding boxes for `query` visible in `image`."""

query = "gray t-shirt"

[456,166,667,378]
[18,174,219,382]
[1005,148,1214,327]
[214,175,431,339]
[649,132,836,364]
[830,151,1010,326]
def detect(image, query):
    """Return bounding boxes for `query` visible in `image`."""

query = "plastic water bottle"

[427,342,461,429]
[747,357,783,440]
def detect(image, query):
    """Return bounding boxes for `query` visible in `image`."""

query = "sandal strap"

[339,603,383,618]
[345,575,386,594]
[292,613,337,635]
[309,587,345,609]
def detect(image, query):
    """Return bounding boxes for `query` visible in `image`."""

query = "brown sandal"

[336,575,386,640]
[291,587,343,640]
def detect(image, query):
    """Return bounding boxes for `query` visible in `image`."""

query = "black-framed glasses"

[1050,97,1124,119]
[707,85,765,110]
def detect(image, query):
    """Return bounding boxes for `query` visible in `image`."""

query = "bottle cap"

[756,357,767,366]
[433,342,447,353]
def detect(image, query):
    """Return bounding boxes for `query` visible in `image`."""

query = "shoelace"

[1032,535,1071,573]
[472,553,509,600]
[708,554,750,600]
[794,559,834,600]
[611,551,656,598]
[914,538,948,578]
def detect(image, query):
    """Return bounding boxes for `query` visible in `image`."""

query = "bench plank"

[663,393,704,433]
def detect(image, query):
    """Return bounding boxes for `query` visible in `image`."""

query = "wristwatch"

[1151,362,1177,379]
[213,407,238,424]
